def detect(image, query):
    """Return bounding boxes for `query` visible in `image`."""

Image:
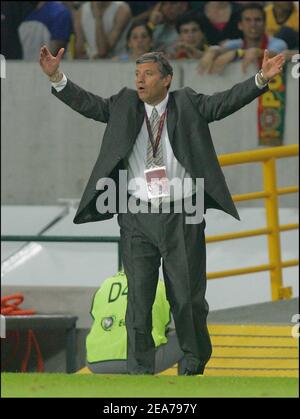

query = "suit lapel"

[166,92,177,146]
[121,94,144,156]
[136,99,145,137]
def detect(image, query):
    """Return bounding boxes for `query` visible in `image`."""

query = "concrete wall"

[1,60,298,207]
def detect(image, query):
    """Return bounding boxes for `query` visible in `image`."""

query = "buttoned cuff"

[51,73,67,92]
[255,72,268,89]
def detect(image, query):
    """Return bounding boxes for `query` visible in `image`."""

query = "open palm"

[262,49,285,80]
[39,45,64,77]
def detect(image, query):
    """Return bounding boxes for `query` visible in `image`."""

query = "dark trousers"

[117,204,212,375]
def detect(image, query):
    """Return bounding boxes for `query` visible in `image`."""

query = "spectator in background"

[18,1,73,61]
[197,2,242,46]
[168,15,208,59]
[60,2,84,60]
[199,2,287,75]
[1,1,35,59]
[147,2,189,54]
[265,2,299,50]
[127,1,158,24]
[113,21,153,61]
[74,1,132,59]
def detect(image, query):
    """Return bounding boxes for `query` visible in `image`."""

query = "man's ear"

[238,21,243,32]
[164,74,172,88]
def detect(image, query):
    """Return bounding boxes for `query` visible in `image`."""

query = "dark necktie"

[146,107,164,169]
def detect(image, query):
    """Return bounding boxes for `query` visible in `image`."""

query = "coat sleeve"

[51,78,125,123]
[186,76,269,124]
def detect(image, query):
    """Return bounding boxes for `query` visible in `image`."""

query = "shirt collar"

[144,93,169,118]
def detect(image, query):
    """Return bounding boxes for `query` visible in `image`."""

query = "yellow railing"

[207,144,299,301]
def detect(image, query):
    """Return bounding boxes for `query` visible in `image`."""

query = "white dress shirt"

[124,92,196,202]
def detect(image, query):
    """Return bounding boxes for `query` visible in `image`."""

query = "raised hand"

[261,49,285,80]
[149,2,163,26]
[39,45,64,77]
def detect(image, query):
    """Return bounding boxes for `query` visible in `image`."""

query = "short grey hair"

[136,52,173,79]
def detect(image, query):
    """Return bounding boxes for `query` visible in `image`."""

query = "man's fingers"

[40,49,48,63]
[56,48,65,60]
[42,45,50,56]
[263,49,269,63]
[271,54,286,68]
[273,53,285,62]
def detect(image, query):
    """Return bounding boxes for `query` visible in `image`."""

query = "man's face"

[128,26,152,56]
[179,22,204,47]
[135,62,171,105]
[238,9,265,41]
[161,1,188,23]
[273,2,293,14]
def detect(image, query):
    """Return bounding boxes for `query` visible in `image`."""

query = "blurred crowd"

[1,1,299,73]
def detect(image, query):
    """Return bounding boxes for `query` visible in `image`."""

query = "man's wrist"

[49,70,63,83]
[51,72,67,92]
[255,70,269,89]
[257,69,270,85]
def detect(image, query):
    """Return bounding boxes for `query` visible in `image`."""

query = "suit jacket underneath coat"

[52,76,268,224]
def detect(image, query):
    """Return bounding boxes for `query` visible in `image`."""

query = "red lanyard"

[145,109,167,159]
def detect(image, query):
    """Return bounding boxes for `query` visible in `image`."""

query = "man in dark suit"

[39,46,285,375]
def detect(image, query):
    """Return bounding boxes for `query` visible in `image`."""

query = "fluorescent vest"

[86,272,171,363]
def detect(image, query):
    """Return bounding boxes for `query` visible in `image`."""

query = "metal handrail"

[1,235,122,272]
[213,144,299,300]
